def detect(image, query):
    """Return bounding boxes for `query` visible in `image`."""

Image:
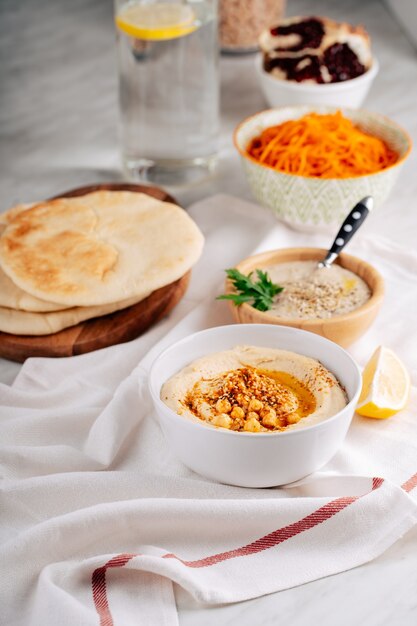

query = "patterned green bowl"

[234,106,411,230]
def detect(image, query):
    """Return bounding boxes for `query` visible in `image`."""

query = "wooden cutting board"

[0,183,191,362]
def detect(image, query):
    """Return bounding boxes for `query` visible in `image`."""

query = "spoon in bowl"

[317,196,374,269]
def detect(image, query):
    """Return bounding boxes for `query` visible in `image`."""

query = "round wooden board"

[0,183,190,362]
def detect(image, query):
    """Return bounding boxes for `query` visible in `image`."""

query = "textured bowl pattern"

[235,106,411,230]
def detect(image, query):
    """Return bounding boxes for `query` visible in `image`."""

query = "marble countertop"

[1,0,417,623]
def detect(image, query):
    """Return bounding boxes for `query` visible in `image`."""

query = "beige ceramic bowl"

[225,248,384,347]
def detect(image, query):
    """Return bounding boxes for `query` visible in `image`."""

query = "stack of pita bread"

[0,190,204,336]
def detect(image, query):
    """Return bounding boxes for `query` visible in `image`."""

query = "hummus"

[161,345,347,432]
[264,261,371,319]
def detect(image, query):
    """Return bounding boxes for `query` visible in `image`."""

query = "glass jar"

[219,0,286,53]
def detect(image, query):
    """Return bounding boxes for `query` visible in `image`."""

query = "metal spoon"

[317,196,374,269]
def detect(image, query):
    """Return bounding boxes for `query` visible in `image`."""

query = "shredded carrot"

[247,111,398,178]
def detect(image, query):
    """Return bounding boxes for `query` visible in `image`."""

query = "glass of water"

[114,0,219,187]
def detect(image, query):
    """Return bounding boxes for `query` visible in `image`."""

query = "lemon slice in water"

[356,346,410,419]
[116,2,197,40]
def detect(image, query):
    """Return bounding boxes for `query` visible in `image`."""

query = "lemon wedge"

[356,346,410,418]
[115,2,196,40]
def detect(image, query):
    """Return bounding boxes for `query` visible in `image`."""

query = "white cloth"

[1,195,417,626]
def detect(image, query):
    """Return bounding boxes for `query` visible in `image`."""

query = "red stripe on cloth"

[90,495,358,622]
[401,471,417,493]
[164,495,357,568]
[92,554,136,626]
[91,472,400,623]
[372,477,385,490]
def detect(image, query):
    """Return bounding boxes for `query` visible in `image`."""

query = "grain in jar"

[219,0,286,53]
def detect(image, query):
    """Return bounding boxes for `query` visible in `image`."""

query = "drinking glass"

[114,0,219,186]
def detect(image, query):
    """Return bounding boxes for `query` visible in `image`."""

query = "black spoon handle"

[321,196,373,267]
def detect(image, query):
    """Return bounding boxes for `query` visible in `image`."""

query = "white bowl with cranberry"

[257,16,379,108]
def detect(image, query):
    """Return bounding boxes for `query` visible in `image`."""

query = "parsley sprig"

[217,268,284,312]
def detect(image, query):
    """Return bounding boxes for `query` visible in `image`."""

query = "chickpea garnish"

[286,413,301,425]
[211,413,232,429]
[248,398,263,412]
[261,407,278,428]
[230,406,245,420]
[199,402,212,419]
[244,417,262,432]
[216,398,231,414]
[184,365,313,433]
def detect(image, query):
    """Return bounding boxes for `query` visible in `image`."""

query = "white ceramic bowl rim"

[234,104,412,181]
[256,55,379,91]
[148,324,362,439]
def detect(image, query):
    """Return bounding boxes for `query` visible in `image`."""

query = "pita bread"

[0,221,73,312]
[0,191,203,307]
[0,291,150,336]
[0,265,74,312]
[0,203,34,225]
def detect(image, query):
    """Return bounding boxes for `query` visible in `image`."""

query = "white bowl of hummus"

[149,324,361,488]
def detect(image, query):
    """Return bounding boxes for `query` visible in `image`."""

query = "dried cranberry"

[270,18,325,52]
[323,43,365,82]
[264,54,323,83]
